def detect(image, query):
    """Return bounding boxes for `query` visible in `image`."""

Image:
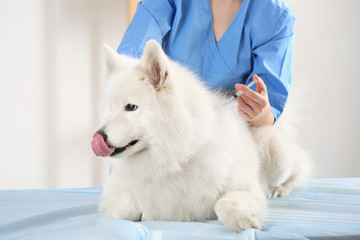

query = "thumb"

[253,74,267,96]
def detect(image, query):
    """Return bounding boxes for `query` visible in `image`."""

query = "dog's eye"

[125,104,138,111]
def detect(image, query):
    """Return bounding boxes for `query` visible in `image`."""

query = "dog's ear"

[103,43,119,72]
[141,40,168,90]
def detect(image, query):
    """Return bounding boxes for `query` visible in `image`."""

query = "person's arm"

[117,0,175,57]
[237,8,295,126]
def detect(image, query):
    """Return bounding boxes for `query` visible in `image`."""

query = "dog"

[91,40,311,231]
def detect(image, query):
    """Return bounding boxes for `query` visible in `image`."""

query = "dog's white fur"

[97,40,311,231]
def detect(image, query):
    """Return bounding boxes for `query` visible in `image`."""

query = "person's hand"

[235,74,275,127]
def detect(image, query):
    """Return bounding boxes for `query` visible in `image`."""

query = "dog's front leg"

[99,182,141,221]
[214,189,267,232]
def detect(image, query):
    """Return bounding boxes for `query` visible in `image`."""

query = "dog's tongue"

[91,133,115,157]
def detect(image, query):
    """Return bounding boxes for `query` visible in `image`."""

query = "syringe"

[223,80,256,106]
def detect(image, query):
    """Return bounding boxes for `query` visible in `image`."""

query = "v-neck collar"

[209,0,247,46]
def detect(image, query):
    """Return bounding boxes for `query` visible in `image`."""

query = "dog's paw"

[220,212,262,232]
[215,191,265,232]
[215,190,266,232]
[270,184,292,198]
[99,192,141,221]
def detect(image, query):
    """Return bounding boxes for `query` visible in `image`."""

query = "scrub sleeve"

[246,7,295,122]
[117,0,174,58]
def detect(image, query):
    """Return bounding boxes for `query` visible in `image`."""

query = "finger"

[253,74,267,96]
[241,94,267,119]
[236,83,266,105]
[241,94,260,111]
[237,94,255,117]
[235,83,242,92]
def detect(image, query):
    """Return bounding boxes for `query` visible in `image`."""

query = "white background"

[0,0,359,189]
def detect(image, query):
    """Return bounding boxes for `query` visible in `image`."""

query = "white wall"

[0,0,359,189]
[287,0,360,178]
[0,0,127,189]
[0,0,47,189]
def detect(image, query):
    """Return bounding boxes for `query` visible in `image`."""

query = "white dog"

[91,40,311,232]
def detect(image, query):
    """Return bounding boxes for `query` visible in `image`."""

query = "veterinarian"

[117,0,294,127]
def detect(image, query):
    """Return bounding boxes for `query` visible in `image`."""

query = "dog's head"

[92,40,193,162]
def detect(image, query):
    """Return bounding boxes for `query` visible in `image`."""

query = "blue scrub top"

[117,0,295,121]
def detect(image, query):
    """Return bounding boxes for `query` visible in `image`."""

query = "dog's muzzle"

[91,131,139,157]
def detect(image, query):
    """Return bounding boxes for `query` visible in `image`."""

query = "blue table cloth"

[1,178,360,240]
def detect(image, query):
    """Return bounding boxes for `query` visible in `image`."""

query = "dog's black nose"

[96,129,108,142]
